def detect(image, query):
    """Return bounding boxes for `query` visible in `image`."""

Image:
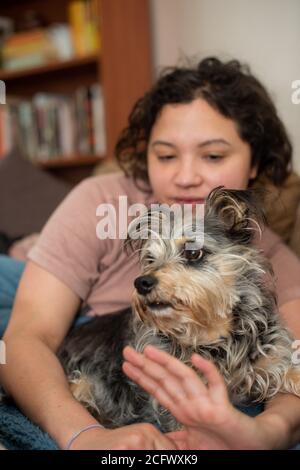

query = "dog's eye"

[146,255,155,264]
[184,249,204,261]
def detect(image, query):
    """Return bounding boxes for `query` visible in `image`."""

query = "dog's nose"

[134,275,158,295]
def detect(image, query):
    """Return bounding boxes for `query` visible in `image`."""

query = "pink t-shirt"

[27,172,300,315]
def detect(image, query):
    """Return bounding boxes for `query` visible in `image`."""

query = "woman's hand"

[69,422,177,450]
[122,345,279,450]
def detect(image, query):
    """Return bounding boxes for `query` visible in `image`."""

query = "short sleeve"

[27,178,108,301]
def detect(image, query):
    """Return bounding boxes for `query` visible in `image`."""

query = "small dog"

[58,187,300,432]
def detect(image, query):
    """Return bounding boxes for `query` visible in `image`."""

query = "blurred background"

[151,0,300,175]
[0,0,299,253]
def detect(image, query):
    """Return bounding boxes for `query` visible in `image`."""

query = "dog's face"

[129,187,269,346]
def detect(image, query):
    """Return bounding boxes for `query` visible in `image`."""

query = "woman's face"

[147,98,257,205]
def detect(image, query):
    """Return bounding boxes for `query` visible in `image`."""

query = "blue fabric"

[0,401,59,450]
[0,255,90,449]
[0,255,26,337]
[0,255,90,337]
[236,403,264,417]
[0,255,299,449]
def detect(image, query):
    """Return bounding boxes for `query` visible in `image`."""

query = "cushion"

[290,204,300,258]
[0,150,71,238]
[253,172,300,244]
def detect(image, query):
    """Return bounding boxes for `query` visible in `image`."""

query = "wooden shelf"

[0,53,98,81]
[0,0,152,184]
[36,155,105,169]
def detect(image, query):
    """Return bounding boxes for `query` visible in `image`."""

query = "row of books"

[0,84,106,161]
[0,0,100,71]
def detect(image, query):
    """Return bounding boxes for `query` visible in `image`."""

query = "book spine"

[68,0,100,55]
[91,83,106,156]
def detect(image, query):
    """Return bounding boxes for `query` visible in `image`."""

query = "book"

[68,0,100,56]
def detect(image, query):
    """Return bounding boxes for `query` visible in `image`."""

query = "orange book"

[68,1,87,56]
[68,0,100,56]
[0,106,10,158]
[4,29,49,48]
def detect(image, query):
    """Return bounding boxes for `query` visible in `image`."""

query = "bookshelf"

[0,53,99,81]
[0,0,153,184]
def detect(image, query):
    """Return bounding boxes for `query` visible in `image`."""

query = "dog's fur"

[58,187,300,432]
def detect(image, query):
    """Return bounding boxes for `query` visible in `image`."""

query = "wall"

[150,0,300,174]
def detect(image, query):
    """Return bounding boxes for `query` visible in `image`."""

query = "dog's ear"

[124,208,165,255]
[124,211,150,255]
[205,186,266,244]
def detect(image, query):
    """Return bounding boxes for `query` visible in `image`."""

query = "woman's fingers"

[123,346,188,400]
[123,361,176,408]
[123,346,212,426]
[123,345,229,406]
[123,360,197,426]
[124,345,208,398]
[124,345,206,395]
[191,354,228,401]
[123,353,190,414]
[112,424,178,450]
[126,345,226,396]
[124,346,184,394]
[123,346,232,428]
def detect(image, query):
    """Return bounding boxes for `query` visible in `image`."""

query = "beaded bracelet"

[65,423,105,450]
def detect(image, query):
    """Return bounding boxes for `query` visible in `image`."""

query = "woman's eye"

[184,249,204,261]
[157,155,175,161]
[204,154,223,161]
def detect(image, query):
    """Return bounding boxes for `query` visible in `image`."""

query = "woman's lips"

[173,198,205,204]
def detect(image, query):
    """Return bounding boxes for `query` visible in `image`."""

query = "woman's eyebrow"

[151,138,231,148]
[198,139,231,148]
[151,140,176,148]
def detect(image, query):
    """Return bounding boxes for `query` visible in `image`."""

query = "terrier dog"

[58,187,300,432]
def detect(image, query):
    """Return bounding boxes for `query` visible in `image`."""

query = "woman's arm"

[0,261,175,450]
[279,298,300,339]
[0,260,100,449]
[259,298,300,449]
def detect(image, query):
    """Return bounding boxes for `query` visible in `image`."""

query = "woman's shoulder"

[257,226,283,257]
[74,171,153,205]
[257,226,300,306]
[257,226,299,262]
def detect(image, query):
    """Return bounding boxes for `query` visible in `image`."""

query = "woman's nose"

[173,160,203,188]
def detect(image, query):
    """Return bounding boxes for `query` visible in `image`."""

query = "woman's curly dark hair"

[115,57,292,188]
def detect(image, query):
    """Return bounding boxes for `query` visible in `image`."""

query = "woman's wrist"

[42,394,106,450]
[66,424,106,450]
[255,411,290,449]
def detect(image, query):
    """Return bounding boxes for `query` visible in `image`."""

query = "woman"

[1,57,300,450]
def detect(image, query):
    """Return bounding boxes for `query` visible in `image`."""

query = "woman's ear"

[249,164,258,181]
[205,186,266,244]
